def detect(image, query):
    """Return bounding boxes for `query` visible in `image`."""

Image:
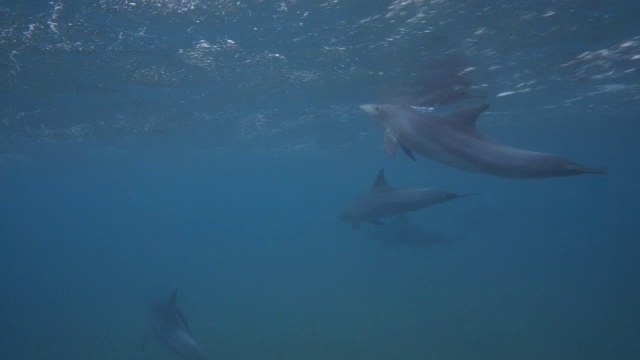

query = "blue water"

[1,1,639,359]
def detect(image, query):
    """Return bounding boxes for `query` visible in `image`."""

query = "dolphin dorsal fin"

[373,168,389,189]
[169,289,178,306]
[450,104,489,128]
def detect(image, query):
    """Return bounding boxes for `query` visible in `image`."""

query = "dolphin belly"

[411,134,605,178]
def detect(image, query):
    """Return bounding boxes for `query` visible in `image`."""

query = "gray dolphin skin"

[372,214,454,248]
[360,103,607,178]
[339,168,474,230]
[150,289,206,360]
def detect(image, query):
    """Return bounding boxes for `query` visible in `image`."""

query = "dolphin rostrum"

[339,168,474,230]
[149,289,206,360]
[360,103,607,178]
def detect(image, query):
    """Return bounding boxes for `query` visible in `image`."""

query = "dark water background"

[1,1,639,359]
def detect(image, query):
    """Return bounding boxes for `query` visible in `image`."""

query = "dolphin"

[149,289,206,360]
[390,56,476,107]
[339,168,474,230]
[372,214,455,248]
[360,103,607,178]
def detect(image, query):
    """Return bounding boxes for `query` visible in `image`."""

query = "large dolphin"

[339,168,474,230]
[149,289,206,360]
[360,103,607,178]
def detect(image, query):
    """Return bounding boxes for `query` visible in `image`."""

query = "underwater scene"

[1,1,639,359]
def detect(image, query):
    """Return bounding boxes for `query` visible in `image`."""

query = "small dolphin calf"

[372,214,454,248]
[360,103,607,178]
[339,168,473,230]
[149,289,206,360]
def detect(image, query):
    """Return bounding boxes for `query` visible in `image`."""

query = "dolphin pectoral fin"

[384,130,398,158]
[400,144,416,161]
[369,219,384,225]
[351,222,361,230]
